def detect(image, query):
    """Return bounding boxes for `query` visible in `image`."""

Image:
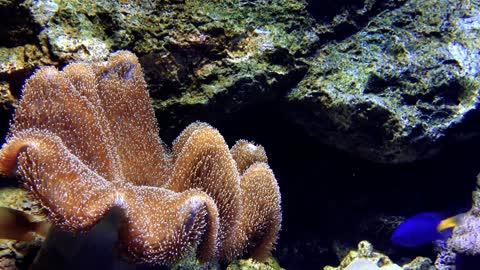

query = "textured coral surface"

[0,51,281,265]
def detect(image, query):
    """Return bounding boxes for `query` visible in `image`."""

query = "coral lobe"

[0,51,281,265]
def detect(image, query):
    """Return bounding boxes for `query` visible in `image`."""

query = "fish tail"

[31,220,51,238]
[437,213,467,232]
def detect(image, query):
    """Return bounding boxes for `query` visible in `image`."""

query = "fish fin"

[437,213,466,232]
[0,207,50,241]
[32,220,51,238]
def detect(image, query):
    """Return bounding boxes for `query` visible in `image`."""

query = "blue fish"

[391,212,465,247]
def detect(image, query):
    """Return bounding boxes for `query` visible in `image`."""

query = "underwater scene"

[0,0,480,269]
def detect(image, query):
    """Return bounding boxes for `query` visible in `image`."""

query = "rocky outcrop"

[325,241,434,270]
[288,0,480,163]
[0,0,316,139]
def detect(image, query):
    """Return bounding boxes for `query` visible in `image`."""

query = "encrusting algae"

[0,51,282,266]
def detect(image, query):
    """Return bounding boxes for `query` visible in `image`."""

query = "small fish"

[0,206,50,241]
[391,212,465,247]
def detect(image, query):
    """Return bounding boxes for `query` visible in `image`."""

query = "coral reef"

[288,0,480,163]
[2,0,479,164]
[308,0,405,41]
[434,239,456,269]
[0,51,281,265]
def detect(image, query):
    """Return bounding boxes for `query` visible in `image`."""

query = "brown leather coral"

[0,51,282,265]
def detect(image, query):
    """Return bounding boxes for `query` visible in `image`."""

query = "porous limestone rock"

[3,0,479,165]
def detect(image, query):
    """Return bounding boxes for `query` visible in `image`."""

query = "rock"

[170,249,220,270]
[345,258,403,270]
[402,257,435,270]
[139,0,315,136]
[4,0,479,163]
[324,241,402,270]
[0,44,54,109]
[0,187,45,269]
[288,0,480,163]
[0,0,317,140]
[226,257,284,270]
[307,0,405,41]
[325,241,434,270]
[0,81,16,110]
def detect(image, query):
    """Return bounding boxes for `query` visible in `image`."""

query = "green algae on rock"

[0,44,54,109]
[309,0,406,42]
[288,0,480,163]
[226,257,284,270]
[0,0,317,138]
[140,0,316,132]
[402,257,434,270]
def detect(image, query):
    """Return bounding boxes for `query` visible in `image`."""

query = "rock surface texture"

[1,0,479,162]
[324,241,433,270]
[289,0,480,163]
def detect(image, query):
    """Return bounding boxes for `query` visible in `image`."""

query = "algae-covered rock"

[449,173,480,257]
[169,248,220,270]
[138,0,315,132]
[0,0,317,138]
[324,241,400,270]
[226,257,284,270]
[325,241,433,270]
[308,0,406,41]
[0,44,54,110]
[3,0,479,163]
[0,82,16,110]
[289,0,480,163]
[402,257,434,270]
